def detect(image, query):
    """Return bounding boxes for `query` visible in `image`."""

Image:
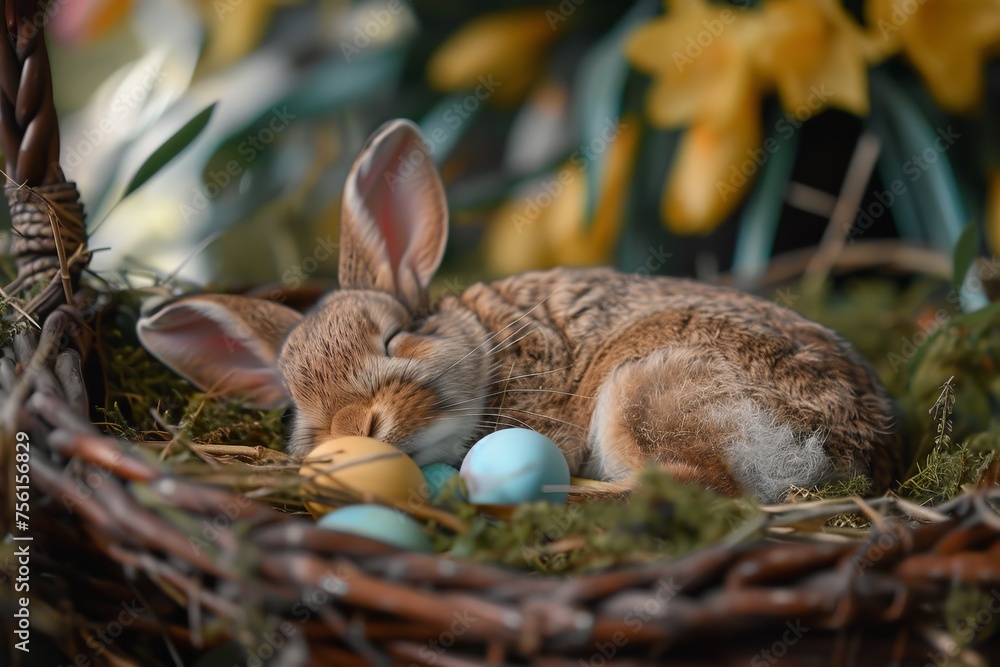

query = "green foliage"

[789,278,946,396]
[900,441,994,505]
[905,301,1000,464]
[953,222,981,289]
[943,586,999,649]
[122,102,217,198]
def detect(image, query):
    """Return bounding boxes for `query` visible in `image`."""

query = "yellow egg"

[299,437,427,518]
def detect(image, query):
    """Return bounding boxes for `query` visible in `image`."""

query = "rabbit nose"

[332,404,391,441]
[331,403,377,439]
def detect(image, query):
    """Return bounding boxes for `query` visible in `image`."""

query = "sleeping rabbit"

[138,120,903,502]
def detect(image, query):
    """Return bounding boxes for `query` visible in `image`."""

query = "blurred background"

[5,0,1000,469]
[28,0,1000,283]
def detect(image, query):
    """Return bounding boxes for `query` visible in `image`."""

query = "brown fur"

[138,120,904,502]
[430,268,902,497]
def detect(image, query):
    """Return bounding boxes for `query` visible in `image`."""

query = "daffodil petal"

[988,170,1000,259]
[663,101,762,235]
[868,0,1000,113]
[758,0,870,119]
[428,9,554,96]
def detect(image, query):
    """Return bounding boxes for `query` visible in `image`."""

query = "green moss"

[434,468,758,574]
[897,378,998,504]
[101,338,284,450]
[899,442,994,505]
[943,586,998,649]
[178,392,285,449]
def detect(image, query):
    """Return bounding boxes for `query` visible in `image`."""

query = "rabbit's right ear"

[339,119,448,311]
[136,294,303,409]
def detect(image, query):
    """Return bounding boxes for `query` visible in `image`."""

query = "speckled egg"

[317,504,433,552]
[460,428,570,505]
[299,437,426,518]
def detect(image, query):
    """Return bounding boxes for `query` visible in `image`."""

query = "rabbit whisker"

[428,291,557,385]
[487,329,537,358]
[498,366,573,382]
[445,405,585,431]
[438,409,535,430]
[441,412,531,429]
[435,387,594,411]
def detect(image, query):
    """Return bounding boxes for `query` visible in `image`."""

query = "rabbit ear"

[136,294,303,409]
[339,119,448,311]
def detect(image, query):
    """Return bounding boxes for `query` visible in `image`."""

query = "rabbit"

[137,119,903,503]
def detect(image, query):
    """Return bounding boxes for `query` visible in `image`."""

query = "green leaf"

[866,97,922,240]
[575,0,658,225]
[122,103,217,198]
[870,70,986,311]
[952,221,980,289]
[420,93,479,166]
[731,103,799,284]
[278,48,406,118]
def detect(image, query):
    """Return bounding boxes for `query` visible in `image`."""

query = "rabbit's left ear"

[136,294,302,409]
[339,119,448,311]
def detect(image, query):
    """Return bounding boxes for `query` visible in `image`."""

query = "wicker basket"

[2,3,1000,665]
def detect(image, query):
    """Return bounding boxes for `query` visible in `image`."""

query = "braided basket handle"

[1,0,90,321]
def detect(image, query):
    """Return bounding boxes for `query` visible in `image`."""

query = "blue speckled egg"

[460,428,570,505]
[317,504,433,552]
[420,463,460,500]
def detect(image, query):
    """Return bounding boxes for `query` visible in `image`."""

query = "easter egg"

[460,428,570,505]
[420,463,460,500]
[299,437,426,518]
[317,504,433,552]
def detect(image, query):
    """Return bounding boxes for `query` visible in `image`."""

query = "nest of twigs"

[2,3,1000,665]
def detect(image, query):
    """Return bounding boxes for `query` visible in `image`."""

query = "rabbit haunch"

[137,119,903,503]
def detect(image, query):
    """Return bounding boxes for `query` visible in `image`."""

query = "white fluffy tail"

[719,400,835,503]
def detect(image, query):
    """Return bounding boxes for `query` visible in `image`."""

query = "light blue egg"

[460,428,570,505]
[317,504,433,552]
[420,463,460,500]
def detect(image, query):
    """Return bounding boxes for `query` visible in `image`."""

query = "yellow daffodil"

[757,0,871,117]
[866,0,1000,114]
[196,0,304,70]
[627,0,879,234]
[988,170,1000,258]
[663,89,761,234]
[484,118,639,273]
[428,9,560,105]
[627,0,763,128]
[627,0,765,232]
